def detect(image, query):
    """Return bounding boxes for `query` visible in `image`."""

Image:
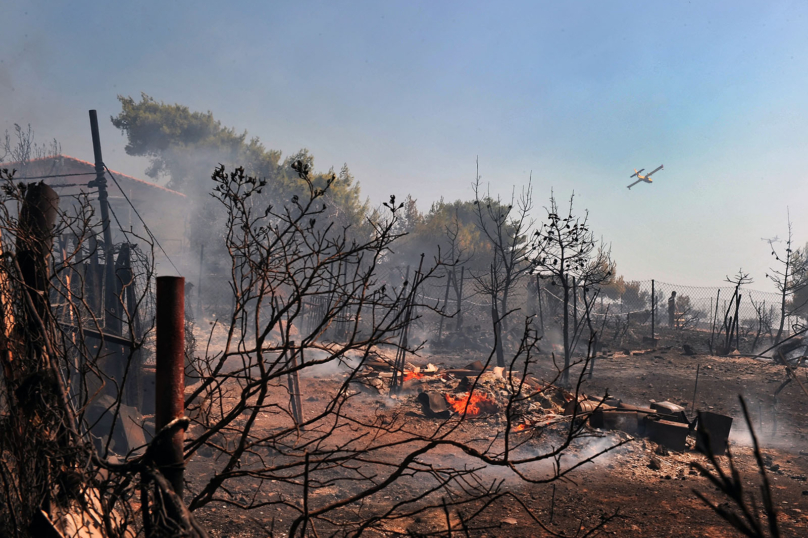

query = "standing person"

[668,291,677,327]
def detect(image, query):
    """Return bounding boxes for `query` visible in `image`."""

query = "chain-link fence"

[579,280,791,354]
[192,261,800,355]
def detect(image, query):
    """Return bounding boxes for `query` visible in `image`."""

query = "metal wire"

[104,165,181,275]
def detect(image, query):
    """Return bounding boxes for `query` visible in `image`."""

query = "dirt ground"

[186,325,808,537]
[520,348,808,537]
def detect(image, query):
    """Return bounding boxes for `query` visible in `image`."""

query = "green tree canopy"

[382,197,504,272]
[111,94,368,231]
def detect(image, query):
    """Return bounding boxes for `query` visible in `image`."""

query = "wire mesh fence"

[193,263,799,355]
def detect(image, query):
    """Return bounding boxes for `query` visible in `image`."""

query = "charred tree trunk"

[17,183,60,345]
[490,264,505,368]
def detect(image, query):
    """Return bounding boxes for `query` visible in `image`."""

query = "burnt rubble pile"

[354,358,571,425]
[353,358,734,456]
[354,357,598,438]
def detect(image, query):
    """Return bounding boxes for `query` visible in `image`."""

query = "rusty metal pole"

[155,276,185,497]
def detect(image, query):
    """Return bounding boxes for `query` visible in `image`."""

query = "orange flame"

[403,371,425,382]
[514,423,528,432]
[445,392,498,416]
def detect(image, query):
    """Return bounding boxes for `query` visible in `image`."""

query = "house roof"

[2,155,186,198]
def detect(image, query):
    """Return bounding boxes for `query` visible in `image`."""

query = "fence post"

[709,289,720,354]
[735,293,742,352]
[197,244,204,320]
[438,268,452,340]
[651,279,655,340]
[572,277,578,334]
[287,348,304,426]
[537,274,545,336]
[456,266,465,331]
[155,276,186,497]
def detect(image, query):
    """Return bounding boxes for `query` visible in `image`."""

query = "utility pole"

[88,110,120,335]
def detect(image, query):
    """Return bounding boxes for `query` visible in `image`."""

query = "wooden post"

[17,183,60,335]
[287,348,303,426]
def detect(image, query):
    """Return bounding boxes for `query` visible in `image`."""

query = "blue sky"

[2,0,808,288]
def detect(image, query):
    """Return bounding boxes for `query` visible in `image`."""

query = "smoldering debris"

[350,355,734,461]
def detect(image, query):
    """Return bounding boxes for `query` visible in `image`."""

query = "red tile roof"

[4,155,186,198]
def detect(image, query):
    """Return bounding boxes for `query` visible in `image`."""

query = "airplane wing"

[647,164,664,177]
[629,168,644,178]
[627,179,642,189]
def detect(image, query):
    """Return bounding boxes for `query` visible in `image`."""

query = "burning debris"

[354,354,733,458]
[445,391,499,416]
[354,355,573,430]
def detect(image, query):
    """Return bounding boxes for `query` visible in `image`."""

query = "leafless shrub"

[531,191,613,386]
[177,164,623,536]
[0,167,209,537]
[1,123,61,165]
[470,163,534,367]
[0,161,622,537]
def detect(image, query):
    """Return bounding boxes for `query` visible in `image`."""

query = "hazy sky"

[2,1,807,289]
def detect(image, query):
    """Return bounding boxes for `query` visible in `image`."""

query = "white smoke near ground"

[728,409,805,452]
[408,424,630,496]
[539,326,565,356]
[298,348,364,378]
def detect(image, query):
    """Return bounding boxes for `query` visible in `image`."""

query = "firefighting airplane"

[627,164,664,189]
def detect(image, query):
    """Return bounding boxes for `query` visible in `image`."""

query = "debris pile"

[567,395,733,455]
[355,356,734,456]
[355,358,574,425]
